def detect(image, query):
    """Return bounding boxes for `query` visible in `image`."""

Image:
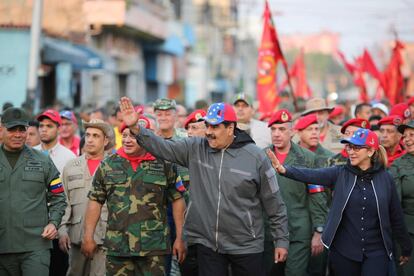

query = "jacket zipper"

[326,176,357,248]
[247,211,256,238]
[371,180,392,259]
[215,149,225,250]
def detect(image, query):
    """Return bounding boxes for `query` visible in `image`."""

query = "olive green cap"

[153,98,177,111]
[397,120,414,134]
[1,107,29,129]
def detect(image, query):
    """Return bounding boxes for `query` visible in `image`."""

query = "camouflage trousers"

[106,255,167,276]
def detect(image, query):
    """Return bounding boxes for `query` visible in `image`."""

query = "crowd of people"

[0,93,414,276]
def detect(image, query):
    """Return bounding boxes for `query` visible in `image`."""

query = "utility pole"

[26,0,43,111]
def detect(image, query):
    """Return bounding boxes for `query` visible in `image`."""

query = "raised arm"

[266,149,339,187]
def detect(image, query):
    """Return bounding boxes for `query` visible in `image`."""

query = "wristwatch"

[315,226,324,234]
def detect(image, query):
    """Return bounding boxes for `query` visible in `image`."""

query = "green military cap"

[397,120,414,134]
[232,93,253,106]
[1,107,29,129]
[153,98,177,111]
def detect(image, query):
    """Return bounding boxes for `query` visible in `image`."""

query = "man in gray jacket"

[120,97,289,276]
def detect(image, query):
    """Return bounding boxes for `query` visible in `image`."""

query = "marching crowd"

[0,93,414,276]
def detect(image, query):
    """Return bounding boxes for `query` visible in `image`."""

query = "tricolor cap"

[184,109,206,129]
[378,115,403,127]
[204,103,237,125]
[268,109,292,127]
[390,103,411,120]
[340,118,370,134]
[37,109,62,126]
[294,114,318,130]
[340,128,379,150]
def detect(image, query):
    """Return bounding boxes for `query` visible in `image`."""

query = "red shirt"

[387,145,406,167]
[275,148,289,164]
[87,159,102,176]
[59,136,80,156]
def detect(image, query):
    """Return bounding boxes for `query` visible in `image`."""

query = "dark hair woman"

[390,120,414,276]
[267,128,412,276]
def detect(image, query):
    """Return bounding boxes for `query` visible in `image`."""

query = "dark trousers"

[197,244,265,276]
[329,249,389,276]
[49,239,68,276]
[180,245,198,276]
[0,250,50,276]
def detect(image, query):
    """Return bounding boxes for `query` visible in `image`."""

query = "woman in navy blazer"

[267,128,412,276]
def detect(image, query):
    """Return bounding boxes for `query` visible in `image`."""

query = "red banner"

[383,41,405,105]
[256,0,286,113]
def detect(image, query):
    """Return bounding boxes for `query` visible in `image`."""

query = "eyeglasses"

[345,144,368,152]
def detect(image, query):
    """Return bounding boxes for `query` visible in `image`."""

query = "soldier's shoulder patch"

[50,178,64,194]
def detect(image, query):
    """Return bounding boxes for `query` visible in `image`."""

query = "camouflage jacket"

[314,144,334,168]
[326,150,348,167]
[88,153,183,257]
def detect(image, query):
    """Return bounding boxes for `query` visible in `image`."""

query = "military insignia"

[138,118,148,128]
[361,121,367,128]
[281,112,288,122]
[404,108,411,118]
[393,117,402,126]
[369,138,375,145]
[195,112,202,120]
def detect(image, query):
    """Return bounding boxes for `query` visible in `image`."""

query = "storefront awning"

[42,37,103,70]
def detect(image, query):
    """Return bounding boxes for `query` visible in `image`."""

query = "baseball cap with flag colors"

[340,128,379,150]
[204,103,237,125]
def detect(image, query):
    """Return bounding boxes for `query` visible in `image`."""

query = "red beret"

[378,115,403,127]
[268,109,292,127]
[294,114,318,130]
[407,96,414,106]
[341,118,370,134]
[184,109,206,129]
[390,103,411,120]
[120,116,151,133]
[329,105,345,119]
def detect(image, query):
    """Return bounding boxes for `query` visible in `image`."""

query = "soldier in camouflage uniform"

[389,120,414,276]
[153,98,189,275]
[81,117,186,276]
[265,110,328,276]
[327,118,371,167]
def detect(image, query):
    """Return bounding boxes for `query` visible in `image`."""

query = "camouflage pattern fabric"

[88,154,182,257]
[107,255,166,276]
[326,152,348,167]
[153,98,177,111]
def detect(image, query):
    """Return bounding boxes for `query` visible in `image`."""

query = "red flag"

[354,56,369,102]
[336,50,356,74]
[360,49,386,90]
[282,49,312,99]
[383,41,405,105]
[256,0,286,113]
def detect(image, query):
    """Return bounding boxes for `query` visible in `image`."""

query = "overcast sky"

[238,0,414,58]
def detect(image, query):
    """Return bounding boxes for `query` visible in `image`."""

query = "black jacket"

[284,162,412,259]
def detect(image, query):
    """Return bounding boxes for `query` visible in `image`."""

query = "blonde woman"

[267,128,412,276]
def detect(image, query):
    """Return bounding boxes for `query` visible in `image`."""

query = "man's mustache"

[206,134,216,139]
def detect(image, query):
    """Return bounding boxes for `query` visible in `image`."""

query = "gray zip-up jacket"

[135,127,289,254]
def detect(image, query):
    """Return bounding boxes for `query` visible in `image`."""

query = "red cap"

[37,109,62,126]
[184,109,206,129]
[407,96,414,106]
[294,114,318,130]
[120,116,151,133]
[329,105,345,119]
[390,103,411,120]
[378,115,403,127]
[341,118,371,134]
[259,111,273,121]
[268,109,292,127]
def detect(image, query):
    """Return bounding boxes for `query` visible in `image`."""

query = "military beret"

[378,115,403,127]
[153,98,177,111]
[120,116,151,133]
[341,118,370,134]
[390,103,411,120]
[268,109,292,127]
[1,107,29,129]
[329,105,345,119]
[184,109,206,129]
[294,114,318,130]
